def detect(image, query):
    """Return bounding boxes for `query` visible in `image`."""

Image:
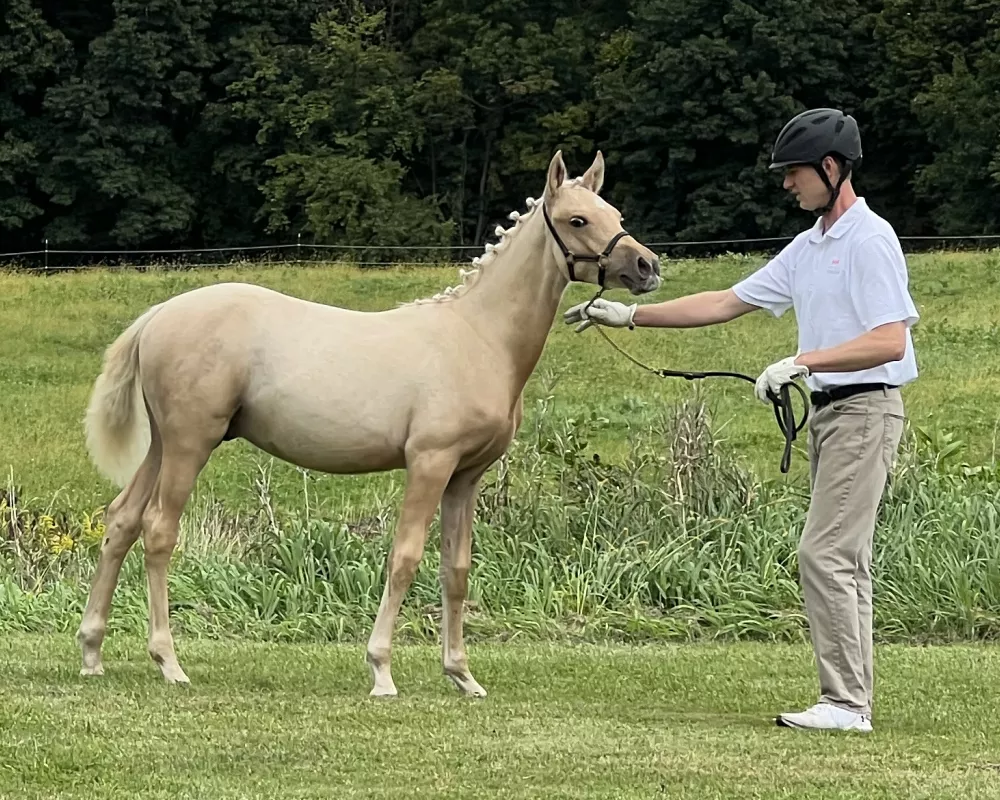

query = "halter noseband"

[542,202,631,287]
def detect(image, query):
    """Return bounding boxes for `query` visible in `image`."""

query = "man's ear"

[823,155,841,182]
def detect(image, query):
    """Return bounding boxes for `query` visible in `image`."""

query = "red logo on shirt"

[831,258,840,265]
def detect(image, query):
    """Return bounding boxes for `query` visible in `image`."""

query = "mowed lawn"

[1,250,999,514]
[0,635,998,798]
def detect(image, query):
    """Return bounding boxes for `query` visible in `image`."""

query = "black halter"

[542,202,631,287]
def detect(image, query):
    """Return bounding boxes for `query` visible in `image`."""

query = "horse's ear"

[546,150,567,196]
[581,151,605,194]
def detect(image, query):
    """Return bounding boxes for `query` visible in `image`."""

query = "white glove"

[754,356,810,403]
[563,298,638,332]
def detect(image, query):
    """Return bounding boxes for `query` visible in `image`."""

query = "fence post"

[44,239,49,272]
[297,232,301,264]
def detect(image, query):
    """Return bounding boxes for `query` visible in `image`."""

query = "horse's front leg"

[366,448,458,697]
[439,467,487,697]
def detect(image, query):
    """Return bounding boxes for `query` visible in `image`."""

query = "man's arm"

[794,321,907,373]
[564,248,792,332]
[632,289,760,328]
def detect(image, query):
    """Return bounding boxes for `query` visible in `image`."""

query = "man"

[565,108,919,733]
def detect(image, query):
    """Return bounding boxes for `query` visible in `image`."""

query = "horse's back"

[154,280,359,321]
[133,280,494,474]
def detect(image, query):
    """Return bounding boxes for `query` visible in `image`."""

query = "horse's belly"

[233,396,407,474]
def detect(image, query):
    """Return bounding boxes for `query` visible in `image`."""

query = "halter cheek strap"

[542,203,631,287]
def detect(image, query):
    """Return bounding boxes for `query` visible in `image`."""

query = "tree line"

[1,0,998,258]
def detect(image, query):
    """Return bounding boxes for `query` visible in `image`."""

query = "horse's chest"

[449,406,517,468]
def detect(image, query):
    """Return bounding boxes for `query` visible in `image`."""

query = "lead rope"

[581,290,809,474]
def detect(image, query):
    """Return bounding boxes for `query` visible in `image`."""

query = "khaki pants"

[799,386,905,716]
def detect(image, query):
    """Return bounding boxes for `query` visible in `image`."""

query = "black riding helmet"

[769,108,862,214]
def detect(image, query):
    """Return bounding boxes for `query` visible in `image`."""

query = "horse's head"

[541,150,661,296]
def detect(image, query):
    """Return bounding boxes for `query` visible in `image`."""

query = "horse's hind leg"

[439,467,487,697]
[141,439,215,684]
[366,448,458,697]
[77,428,163,676]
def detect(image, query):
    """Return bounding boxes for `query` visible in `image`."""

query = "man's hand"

[563,298,638,332]
[754,356,810,403]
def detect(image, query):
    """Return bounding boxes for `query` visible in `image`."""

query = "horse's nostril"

[637,257,651,277]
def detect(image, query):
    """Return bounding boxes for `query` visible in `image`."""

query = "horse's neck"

[455,212,568,392]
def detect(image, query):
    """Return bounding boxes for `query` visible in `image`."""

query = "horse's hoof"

[446,670,487,698]
[366,651,397,697]
[159,663,190,685]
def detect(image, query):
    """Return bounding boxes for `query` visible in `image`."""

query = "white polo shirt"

[732,197,919,392]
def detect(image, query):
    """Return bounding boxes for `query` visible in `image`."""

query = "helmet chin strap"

[811,159,853,216]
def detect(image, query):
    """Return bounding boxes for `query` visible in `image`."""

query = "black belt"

[810,382,897,409]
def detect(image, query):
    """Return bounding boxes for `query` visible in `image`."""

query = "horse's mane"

[402,187,565,307]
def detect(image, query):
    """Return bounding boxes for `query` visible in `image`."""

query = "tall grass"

[1,394,997,645]
[3,251,1000,511]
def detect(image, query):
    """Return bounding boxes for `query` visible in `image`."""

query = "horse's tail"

[84,303,163,487]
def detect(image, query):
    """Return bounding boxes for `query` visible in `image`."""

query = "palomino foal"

[77,150,661,696]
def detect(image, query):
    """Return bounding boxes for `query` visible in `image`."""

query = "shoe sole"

[775,715,871,733]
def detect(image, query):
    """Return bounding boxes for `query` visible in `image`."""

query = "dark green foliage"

[0,0,71,232]
[1,0,999,252]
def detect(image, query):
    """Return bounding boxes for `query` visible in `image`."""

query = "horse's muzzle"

[637,256,660,280]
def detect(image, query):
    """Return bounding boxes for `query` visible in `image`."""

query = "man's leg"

[859,391,904,714]
[778,389,904,729]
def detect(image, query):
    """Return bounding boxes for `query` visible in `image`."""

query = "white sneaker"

[775,702,872,732]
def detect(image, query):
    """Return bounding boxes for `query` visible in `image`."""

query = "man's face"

[781,160,836,212]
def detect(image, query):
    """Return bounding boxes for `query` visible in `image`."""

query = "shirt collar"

[807,197,867,243]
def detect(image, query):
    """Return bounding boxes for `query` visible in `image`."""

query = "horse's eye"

[570,217,587,228]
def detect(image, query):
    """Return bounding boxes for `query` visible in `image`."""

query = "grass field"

[1,255,999,796]
[1,635,999,799]
[1,250,999,516]
[0,250,997,648]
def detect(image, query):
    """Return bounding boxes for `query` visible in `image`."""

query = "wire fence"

[2,232,1000,273]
